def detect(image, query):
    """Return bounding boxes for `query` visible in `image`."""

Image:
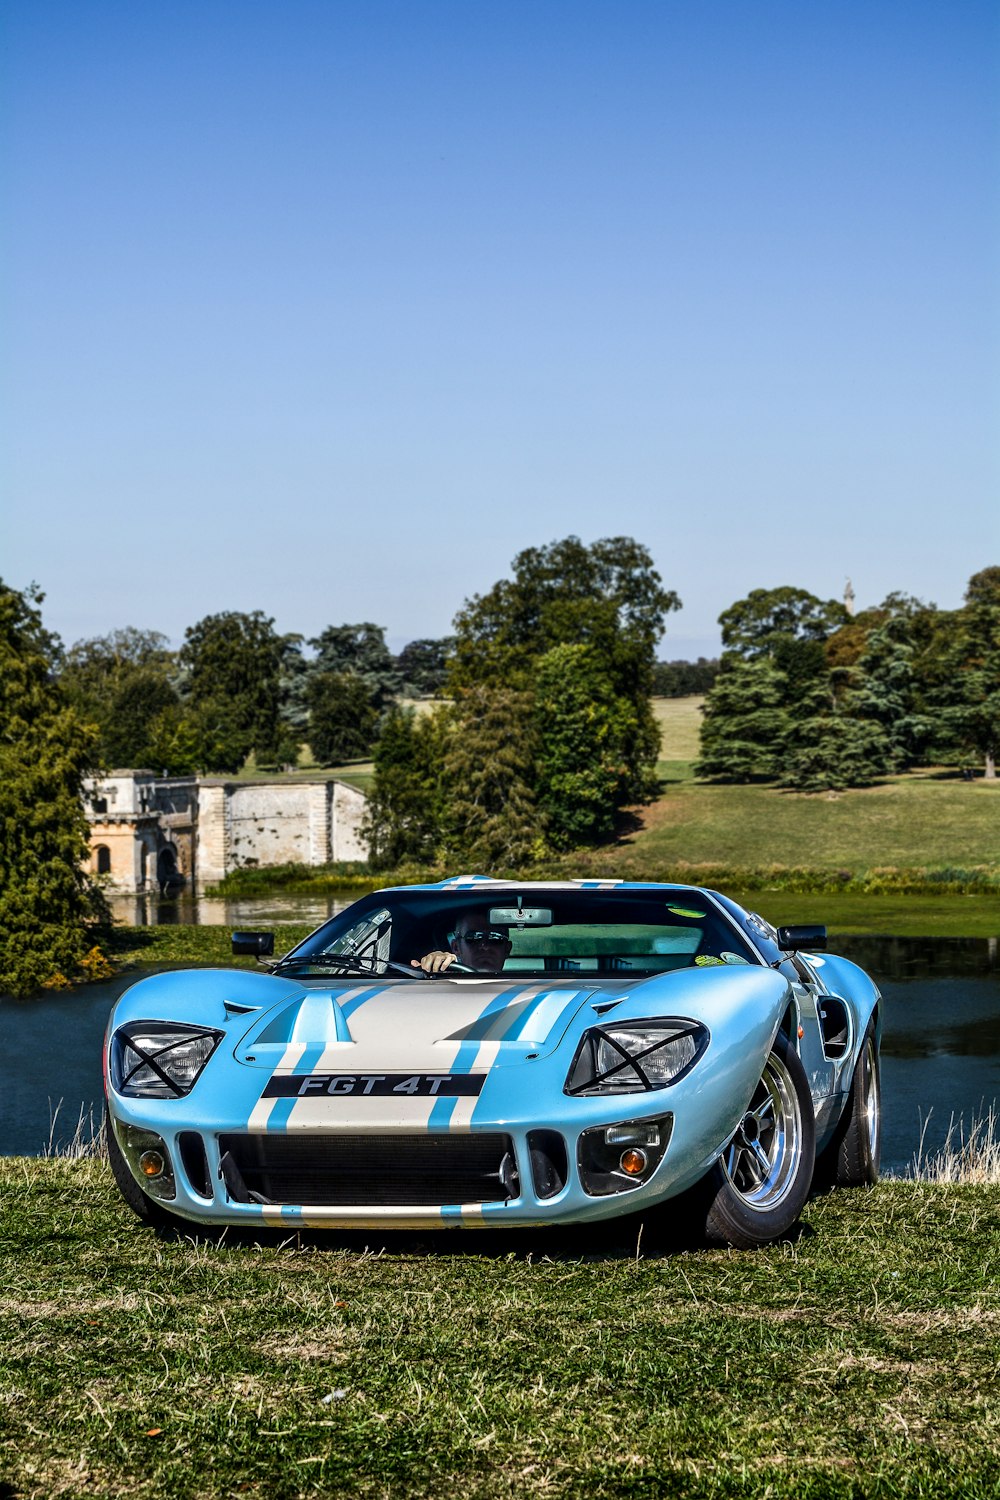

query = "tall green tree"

[778,715,889,792]
[930,571,1000,778]
[395,637,454,697]
[695,657,790,781]
[179,611,286,773]
[449,535,678,825]
[0,582,108,996]
[441,688,543,870]
[59,628,182,770]
[719,587,848,657]
[843,615,932,770]
[964,566,1000,608]
[306,671,379,765]
[310,623,400,710]
[698,587,845,784]
[451,535,678,699]
[533,644,640,846]
[363,706,449,868]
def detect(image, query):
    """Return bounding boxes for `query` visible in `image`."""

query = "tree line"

[1,534,679,880]
[695,571,1000,788]
[54,617,455,777]
[1,552,996,994]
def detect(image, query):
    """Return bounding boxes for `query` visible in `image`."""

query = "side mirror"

[776,924,827,952]
[232,930,275,957]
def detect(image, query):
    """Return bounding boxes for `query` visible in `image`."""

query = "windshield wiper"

[272,954,421,979]
[272,954,381,976]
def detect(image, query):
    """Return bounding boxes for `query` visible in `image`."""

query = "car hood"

[234,978,601,1073]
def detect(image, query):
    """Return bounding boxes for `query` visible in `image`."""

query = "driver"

[412,909,512,975]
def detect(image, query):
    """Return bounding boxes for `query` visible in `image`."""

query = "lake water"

[1,919,997,1172]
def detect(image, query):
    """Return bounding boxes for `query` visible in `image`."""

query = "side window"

[324,906,392,969]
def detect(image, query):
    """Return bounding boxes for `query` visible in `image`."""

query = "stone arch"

[156,844,183,893]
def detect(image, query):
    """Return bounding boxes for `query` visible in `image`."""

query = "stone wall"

[84,773,370,891]
[196,779,369,886]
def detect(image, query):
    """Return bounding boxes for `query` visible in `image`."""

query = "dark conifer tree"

[0,581,109,996]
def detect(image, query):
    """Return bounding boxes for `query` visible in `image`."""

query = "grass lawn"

[2,1160,998,1499]
[644,697,1000,865]
[614,771,1000,872]
[652,695,705,765]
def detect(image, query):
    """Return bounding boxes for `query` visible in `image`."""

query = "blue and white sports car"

[104,878,882,1248]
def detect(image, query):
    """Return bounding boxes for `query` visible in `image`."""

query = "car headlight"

[111,1021,223,1098]
[565,1020,708,1096]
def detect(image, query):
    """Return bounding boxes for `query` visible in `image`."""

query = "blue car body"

[104,879,881,1238]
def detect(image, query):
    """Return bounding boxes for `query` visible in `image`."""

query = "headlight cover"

[565,1020,708,1096]
[111,1021,223,1098]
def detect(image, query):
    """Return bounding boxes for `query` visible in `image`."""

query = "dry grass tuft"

[910,1106,1000,1184]
[44,1099,105,1160]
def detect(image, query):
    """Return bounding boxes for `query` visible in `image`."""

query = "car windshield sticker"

[666,906,705,919]
[721,952,751,965]
[694,954,725,966]
[262,1073,486,1099]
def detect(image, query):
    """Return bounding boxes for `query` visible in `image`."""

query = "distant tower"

[844,578,855,617]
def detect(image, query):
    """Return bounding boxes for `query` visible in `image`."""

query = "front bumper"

[108,1107,684,1228]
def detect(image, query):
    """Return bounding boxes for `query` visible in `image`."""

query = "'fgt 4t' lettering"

[262,1073,486,1099]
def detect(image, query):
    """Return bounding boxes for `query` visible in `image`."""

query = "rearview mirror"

[231,930,275,957]
[776,924,827,953]
[489,906,552,927]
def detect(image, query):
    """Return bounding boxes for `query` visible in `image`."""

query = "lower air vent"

[178,1131,212,1199]
[527,1129,568,1199]
[217,1133,518,1207]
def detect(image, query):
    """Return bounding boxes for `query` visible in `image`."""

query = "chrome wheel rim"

[722,1051,804,1209]
[863,1036,881,1156]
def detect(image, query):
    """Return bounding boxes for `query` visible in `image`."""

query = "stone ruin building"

[84,771,369,893]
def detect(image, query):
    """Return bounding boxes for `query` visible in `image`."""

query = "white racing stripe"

[246,1041,308,1130]
[276,1092,460,1133]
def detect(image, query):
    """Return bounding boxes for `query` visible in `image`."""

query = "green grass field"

[645,696,1000,868]
[2,1160,998,1499]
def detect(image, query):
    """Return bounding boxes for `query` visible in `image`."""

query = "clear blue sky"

[3,0,998,659]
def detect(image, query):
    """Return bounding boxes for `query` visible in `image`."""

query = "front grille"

[218,1133,518,1207]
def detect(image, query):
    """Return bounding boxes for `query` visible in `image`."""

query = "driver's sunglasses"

[454,929,508,946]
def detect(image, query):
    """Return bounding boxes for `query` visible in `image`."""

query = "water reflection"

[832,934,999,981]
[108,892,358,929]
[2,931,998,1169]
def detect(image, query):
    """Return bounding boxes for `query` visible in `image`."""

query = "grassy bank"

[106,923,317,970]
[1,1159,998,1499]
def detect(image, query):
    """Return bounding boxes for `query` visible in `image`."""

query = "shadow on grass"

[140,1209,815,1262]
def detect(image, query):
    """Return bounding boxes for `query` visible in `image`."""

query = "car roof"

[377,875,711,895]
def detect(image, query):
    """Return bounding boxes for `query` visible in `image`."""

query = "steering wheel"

[384,958,478,978]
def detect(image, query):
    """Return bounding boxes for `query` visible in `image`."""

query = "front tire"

[700,1033,816,1248]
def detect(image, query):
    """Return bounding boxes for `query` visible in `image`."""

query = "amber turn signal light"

[139,1150,166,1178]
[619,1148,648,1176]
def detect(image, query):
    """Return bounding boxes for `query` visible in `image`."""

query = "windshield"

[275,887,759,979]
